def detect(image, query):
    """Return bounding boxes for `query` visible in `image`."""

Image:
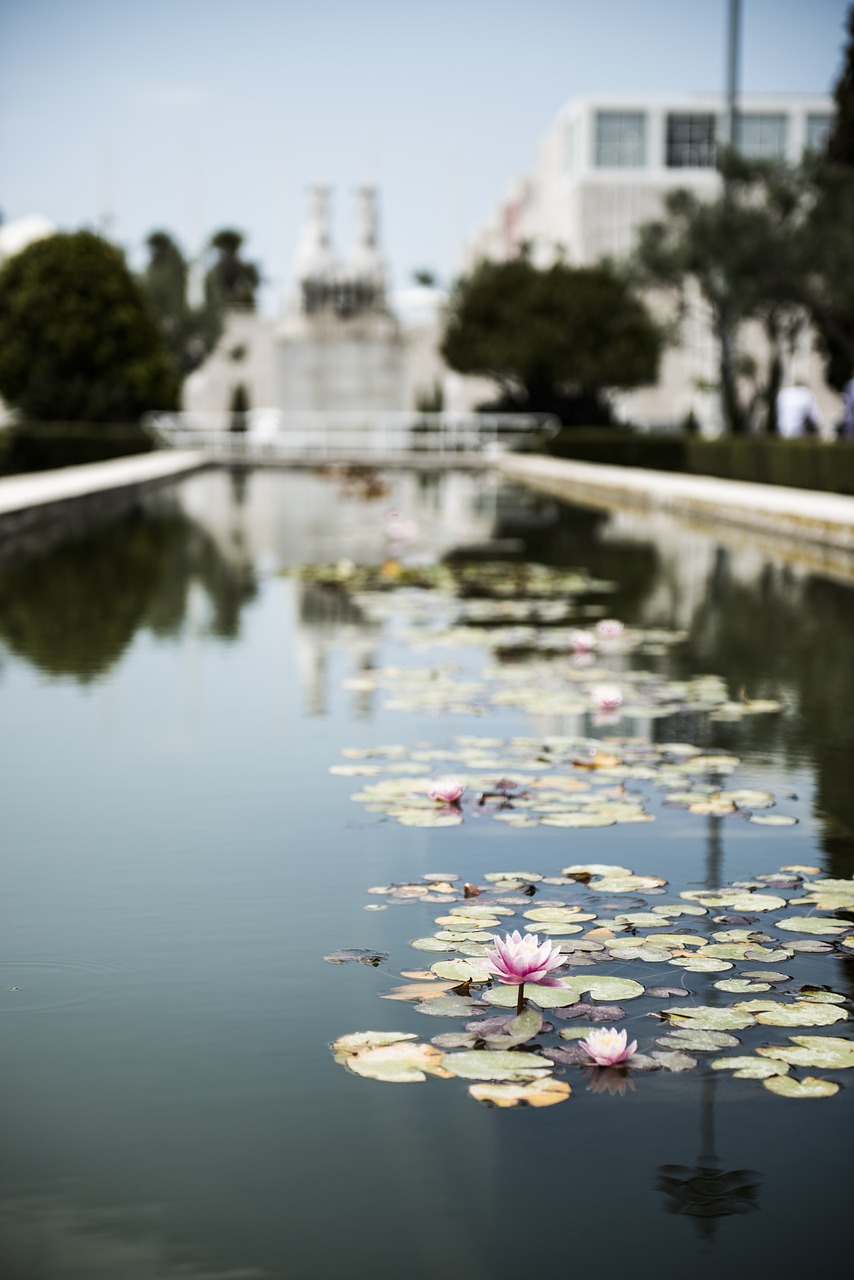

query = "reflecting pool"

[1,468,852,1280]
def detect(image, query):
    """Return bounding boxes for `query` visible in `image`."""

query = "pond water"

[0,467,852,1280]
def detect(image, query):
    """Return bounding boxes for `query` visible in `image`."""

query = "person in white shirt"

[775,382,823,439]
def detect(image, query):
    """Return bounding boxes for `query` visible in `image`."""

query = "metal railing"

[141,409,559,462]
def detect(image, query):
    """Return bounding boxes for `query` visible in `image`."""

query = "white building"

[185,188,453,419]
[466,93,837,431]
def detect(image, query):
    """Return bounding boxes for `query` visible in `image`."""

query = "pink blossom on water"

[591,684,623,712]
[570,629,597,653]
[580,1026,638,1066]
[483,931,565,987]
[596,618,625,639]
[428,777,466,804]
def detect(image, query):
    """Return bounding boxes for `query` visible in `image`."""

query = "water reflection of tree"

[0,503,256,682]
[493,487,661,618]
[676,558,854,879]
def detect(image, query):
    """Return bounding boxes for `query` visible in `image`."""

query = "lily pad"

[666,1006,757,1031]
[710,1056,790,1079]
[345,1041,453,1083]
[732,1000,849,1027]
[484,1008,544,1048]
[413,995,485,1018]
[762,1075,839,1099]
[442,1049,554,1081]
[331,1030,416,1061]
[715,979,771,993]
[324,948,389,966]
[656,1029,741,1051]
[650,1051,698,1072]
[756,1036,854,1070]
[776,916,850,936]
[430,959,492,983]
[468,1078,572,1107]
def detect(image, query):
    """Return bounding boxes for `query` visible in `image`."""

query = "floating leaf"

[762,1075,839,1099]
[331,1030,416,1061]
[468,1078,571,1107]
[748,814,798,826]
[646,986,691,999]
[381,981,457,1002]
[710,1056,790,1079]
[656,1030,741,1051]
[413,995,485,1018]
[733,1000,849,1027]
[430,959,492,983]
[715,979,771,993]
[484,1008,544,1048]
[756,1037,854,1070]
[410,937,454,953]
[483,982,579,1010]
[396,809,463,827]
[666,1006,757,1031]
[776,916,850,936]
[650,1051,698,1073]
[344,1041,453,1083]
[442,1049,553,1081]
[670,956,734,972]
[324,948,388,966]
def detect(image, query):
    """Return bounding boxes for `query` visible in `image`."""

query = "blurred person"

[838,375,854,439]
[775,380,824,439]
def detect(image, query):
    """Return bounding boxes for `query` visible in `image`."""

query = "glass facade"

[594,111,646,167]
[666,113,716,167]
[735,113,788,159]
[806,113,833,153]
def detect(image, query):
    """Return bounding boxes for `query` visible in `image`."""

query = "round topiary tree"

[0,230,180,422]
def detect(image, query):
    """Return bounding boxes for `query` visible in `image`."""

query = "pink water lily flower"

[570,629,597,653]
[580,1026,638,1066]
[428,777,466,804]
[483,931,565,987]
[596,618,625,639]
[591,684,623,712]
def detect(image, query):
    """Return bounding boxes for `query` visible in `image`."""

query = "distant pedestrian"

[776,382,823,439]
[838,376,854,439]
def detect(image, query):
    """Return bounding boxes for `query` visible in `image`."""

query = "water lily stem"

[516,983,526,1015]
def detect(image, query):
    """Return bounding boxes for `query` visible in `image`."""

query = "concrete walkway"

[496,454,854,555]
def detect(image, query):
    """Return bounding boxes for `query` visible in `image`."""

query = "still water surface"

[1,468,852,1280]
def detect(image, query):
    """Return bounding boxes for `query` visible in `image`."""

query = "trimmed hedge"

[547,429,854,496]
[0,422,153,476]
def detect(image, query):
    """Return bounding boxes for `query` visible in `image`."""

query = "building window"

[594,111,646,167]
[805,112,833,154]
[666,113,716,167]
[735,113,788,159]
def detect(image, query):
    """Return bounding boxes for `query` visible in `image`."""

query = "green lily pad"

[762,1075,839,1099]
[344,1041,452,1083]
[740,970,790,981]
[650,1051,698,1072]
[748,814,798,826]
[442,1049,553,1081]
[733,999,849,1027]
[710,1056,790,1079]
[468,1077,572,1107]
[715,979,771,993]
[669,956,734,972]
[756,1036,854,1069]
[667,1006,757,1031]
[484,1007,544,1048]
[413,995,485,1017]
[483,982,579,1010]
[776,916,850,936]
[410,937,454,952]
[523,908,597,923]
[431,959,492,983]
[331,1030,416,1062]
[656,1029,741,1051]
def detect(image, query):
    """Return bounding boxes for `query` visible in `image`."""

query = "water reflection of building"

[295,581,380,718]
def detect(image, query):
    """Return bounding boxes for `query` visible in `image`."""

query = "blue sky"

[0,0,849,310]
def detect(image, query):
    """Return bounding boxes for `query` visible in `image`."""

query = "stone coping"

[0,450,207,517]
[495,454,854,553]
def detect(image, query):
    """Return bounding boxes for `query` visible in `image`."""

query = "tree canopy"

[440,257,662,424]
[141,230,222,377]
[205,229,261,312]
[0,230,179,422]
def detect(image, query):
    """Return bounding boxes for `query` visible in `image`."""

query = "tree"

[440,257,662,424]
[205,229,260,312]
[636,153,813,434]
[0,230,179,422]
[827,4,854,166]
[140,230,222,377]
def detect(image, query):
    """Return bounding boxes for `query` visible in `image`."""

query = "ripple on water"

[0,957,154,1014]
